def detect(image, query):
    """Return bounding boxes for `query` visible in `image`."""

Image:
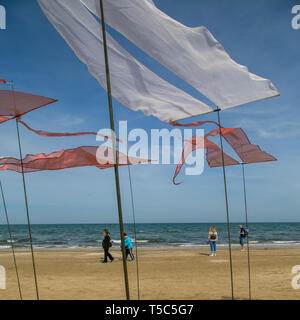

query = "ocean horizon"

[1,222,300,250]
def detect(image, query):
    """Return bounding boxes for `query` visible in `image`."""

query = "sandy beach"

[0,247,300,300]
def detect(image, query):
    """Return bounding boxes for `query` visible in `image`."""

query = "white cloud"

[233,118,300,139]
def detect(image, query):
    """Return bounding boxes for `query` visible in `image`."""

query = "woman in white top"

[207,226,218,256]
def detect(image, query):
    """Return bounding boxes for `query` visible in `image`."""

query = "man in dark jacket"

[239,225,247,251]
[102,229,114,263]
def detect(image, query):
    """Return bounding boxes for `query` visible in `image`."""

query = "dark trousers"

[104,248,113,262]
[126,248,135,260]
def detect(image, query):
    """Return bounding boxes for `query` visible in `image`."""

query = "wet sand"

[0,247,300,300]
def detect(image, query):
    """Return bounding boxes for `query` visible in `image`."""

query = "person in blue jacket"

[239,225,248,251]
[123,233,135,261]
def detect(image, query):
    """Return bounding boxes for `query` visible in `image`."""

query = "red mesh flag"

[0,89,119,141]
[0,79,7,84]
[17,119,122,142]
[173,126,277,184]
[0,89,57,117]
[0,146,150,173]
[175,125,276,167]
[205,139,239,168]
[171,120,220,128]
[172,120,276,166]
[173,133,239,185]
[0,116,12,124]
[204,127,277,166]
[220,127,277,165]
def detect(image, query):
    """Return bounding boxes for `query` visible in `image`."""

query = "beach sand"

[0,247,300,300]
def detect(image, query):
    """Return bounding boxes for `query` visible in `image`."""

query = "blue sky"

[0,0,299,224]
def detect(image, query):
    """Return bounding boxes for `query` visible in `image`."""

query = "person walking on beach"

[207,226,218,256]
[124,233,135,261]
[102,229,114,263]
[239,225,247,251]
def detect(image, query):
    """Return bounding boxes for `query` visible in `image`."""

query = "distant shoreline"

[1,243,300,252]
[1,222,300,251]
[1,222,300,226]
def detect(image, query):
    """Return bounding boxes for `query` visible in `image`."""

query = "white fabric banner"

[38,0,213,123]
[82,0,280,110]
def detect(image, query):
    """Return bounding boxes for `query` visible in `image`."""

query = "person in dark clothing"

[102,229,114,263]
[239,225,247,251]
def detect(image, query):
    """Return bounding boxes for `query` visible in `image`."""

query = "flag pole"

[241,163,252,300]
[99,0,130,300]
[10,81,39,300]
[216,109,234,300]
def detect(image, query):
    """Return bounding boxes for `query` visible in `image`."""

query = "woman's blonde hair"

[210,226,216,233]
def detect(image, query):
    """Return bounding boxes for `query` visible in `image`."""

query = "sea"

[0,223,300,250]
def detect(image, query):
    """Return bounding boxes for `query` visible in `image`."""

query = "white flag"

[82,0,280,110]
[38,0,213,123]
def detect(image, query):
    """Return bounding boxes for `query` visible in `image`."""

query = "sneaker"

[102,261,107,264]
[130,259,135,262]
[209,254,214,257]
[110,257,114,263]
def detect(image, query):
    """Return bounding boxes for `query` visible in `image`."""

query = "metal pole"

[216,109,234,300]
[241,163,252,300]
[15,117,39,300]
[10,81,39,300]
[99,0,130,300]
[0,179,23,299]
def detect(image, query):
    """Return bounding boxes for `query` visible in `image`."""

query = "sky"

[0,0,299,224]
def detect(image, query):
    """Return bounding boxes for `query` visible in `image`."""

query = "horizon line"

[1,221,300,226]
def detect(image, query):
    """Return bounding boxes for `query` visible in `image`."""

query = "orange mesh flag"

[0,146,150,173]
[0,89,57,117]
